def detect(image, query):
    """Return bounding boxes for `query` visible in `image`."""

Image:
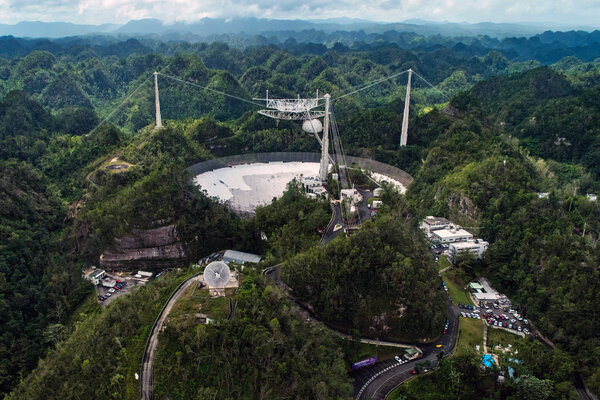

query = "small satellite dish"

[204,261,231,288]
[302,119,323,134]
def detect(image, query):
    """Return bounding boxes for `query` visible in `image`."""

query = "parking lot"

[429,243,449,262]
[95,272,147,306]
[457,302,531,335]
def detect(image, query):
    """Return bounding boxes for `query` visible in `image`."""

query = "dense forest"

[1,30,600,399]
[282,211,446,341]
[153,276,353,399]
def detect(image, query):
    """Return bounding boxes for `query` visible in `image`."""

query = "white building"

[373,187,384,197]
[341,188,362,203]
[420,216,453,236]
[311,186,328,197]
[301,176,322,190]
[449,240,489,261]
[85,268,105,286]
[431,228,473,243]
[371,200,383,209]
[587,193,597,202]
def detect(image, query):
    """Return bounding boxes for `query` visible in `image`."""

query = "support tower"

[154,71,163,130]
[319,94,331,183]
[400,68,412,147]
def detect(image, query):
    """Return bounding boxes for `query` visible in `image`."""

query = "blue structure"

[482,354,495,367]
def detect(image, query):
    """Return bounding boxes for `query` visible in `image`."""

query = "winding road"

[354,296,458,400]
[140,273,202,400]
[262,264,460,400]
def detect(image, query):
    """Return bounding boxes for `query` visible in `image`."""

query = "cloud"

[0,0,599,27]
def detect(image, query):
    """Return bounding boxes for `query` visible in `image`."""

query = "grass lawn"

[441,268,473,306]
[487,328,520,352]
[453,318,484,358]
[352,342,407,363]
[169,284,232,327]
[438,254,451,271]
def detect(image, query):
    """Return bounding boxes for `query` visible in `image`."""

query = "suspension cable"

[411,70,450,100]
[332,68,449,102]
[87,74,153,136]
[158,72,264,107]
[332,69,410,102]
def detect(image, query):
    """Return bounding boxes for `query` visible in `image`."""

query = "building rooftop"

[223,249,262,264]
[423,216,451,225]
[473,292,501,301]
[469,282,484,290]
[433,228,472,239]
[451,240,488,249]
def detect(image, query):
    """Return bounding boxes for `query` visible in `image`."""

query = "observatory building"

[202,261,239,297]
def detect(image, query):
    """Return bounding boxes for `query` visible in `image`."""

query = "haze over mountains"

[0,17,597,40]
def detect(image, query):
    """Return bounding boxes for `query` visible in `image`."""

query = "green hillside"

[1,36,600,399]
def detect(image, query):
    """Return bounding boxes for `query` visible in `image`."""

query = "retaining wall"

[186,152,413,187]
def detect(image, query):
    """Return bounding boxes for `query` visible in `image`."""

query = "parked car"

[394,355,402,362]
[108,288,115,293]
[410,370,417,375]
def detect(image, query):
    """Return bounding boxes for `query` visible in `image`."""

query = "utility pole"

[319,94,331,184]
[154,71,163,130]
[400,68,412,147]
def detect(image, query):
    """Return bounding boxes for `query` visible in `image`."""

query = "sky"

[0,0,599,27]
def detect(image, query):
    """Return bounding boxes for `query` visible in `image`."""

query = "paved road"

[355,295,459,399]
[323,202,343,244]
[322,188,374,245]
[140,274,201,400]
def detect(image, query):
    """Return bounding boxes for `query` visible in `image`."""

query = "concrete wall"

[186,152,413,188]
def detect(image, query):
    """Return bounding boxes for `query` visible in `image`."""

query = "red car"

[410,370,417,375]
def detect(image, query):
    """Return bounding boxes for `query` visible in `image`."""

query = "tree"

[514,375,554,400]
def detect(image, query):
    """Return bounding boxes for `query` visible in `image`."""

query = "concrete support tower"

[154,71,163,130]
[319,94,331,183]
[400,68,412,147]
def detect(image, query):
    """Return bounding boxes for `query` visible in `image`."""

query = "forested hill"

[2,28,600,63]
[461,66,600,183]
[404,76,600,394]
[1,32,600,399]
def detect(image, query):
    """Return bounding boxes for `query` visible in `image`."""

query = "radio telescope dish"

[204,261,230,288]
[302,118,323,134]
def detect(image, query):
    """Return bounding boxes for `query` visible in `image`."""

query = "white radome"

[302,119,323,134]
[204,261,231,288]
